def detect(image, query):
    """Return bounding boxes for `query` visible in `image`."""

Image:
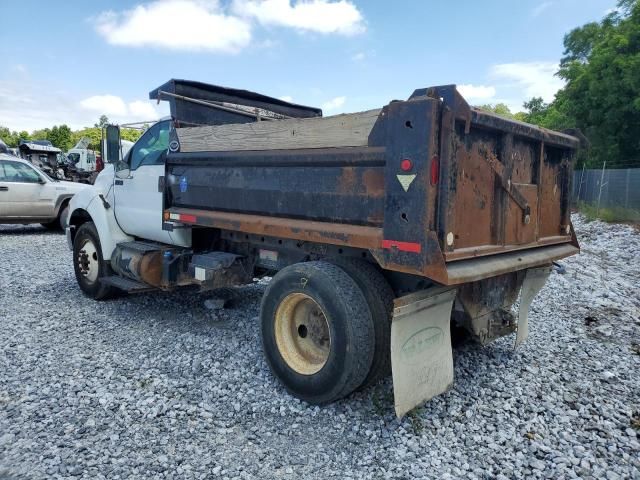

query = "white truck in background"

[66,138,98,173]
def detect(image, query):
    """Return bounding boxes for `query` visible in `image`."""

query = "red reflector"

[430,155,439,186]
[179,214,197,223]
[381,239,421,253]
[400,158,413,172]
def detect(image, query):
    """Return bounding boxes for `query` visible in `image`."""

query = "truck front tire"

[260,261,375,404]
[72,222,116,300]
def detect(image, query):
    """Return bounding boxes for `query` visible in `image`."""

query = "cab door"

[113,121,189,246]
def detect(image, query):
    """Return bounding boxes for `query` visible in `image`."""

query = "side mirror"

[115,167,131,179]
[105,125,121,165]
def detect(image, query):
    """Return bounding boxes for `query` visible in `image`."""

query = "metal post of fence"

[577,164,585,205]
[597,161,606,216]
[625,168,630,209]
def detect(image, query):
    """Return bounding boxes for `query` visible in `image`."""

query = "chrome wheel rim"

[78,239,99,283]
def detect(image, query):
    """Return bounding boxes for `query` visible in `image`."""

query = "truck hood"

[53,180,90,193]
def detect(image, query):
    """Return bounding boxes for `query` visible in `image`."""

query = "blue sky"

[0,0,617,131]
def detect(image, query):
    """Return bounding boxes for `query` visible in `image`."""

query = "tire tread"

[328,258,394,389]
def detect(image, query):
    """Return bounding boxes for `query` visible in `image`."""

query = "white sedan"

[0,153,89,230]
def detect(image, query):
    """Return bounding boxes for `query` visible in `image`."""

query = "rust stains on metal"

[456,271,524,344]
[139,251,164,287]
[478,146,531,223]
[336,167,357,195]
[362,168,385,196]
[168,207,383,250]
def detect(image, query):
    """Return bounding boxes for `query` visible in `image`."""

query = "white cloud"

[532,1,552,17]
[352,52,365,61]
[94,0,252,53]
[458,84,496,102]
[490,62,563,104]
[0,68,167,132]
[233,0,365,35]
[322,96,346,112]
[80,95,164,122]
[92,0,366,53]
[128,100,160,119]
[80,95,128,116]
[279,95,294,102]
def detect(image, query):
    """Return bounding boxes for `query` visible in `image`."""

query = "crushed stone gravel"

[0,215,639,479]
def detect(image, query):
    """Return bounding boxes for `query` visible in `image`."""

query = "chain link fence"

[572,166,640,221]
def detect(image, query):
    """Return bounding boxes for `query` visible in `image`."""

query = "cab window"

[129,121,170,170]
[0,160,42,183]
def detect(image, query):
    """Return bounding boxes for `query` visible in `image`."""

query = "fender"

[54,194,73,216]
[67,184,133,260]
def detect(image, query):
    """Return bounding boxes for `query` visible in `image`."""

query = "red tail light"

[430,155,439,186]
[400,158,413,171]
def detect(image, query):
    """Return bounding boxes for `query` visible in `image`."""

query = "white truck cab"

[66,119,191,294]
[66,148,96,172]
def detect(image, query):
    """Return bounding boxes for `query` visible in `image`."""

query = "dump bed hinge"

[479,147,531,224]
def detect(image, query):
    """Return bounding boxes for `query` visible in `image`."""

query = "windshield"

[68,152,80,165]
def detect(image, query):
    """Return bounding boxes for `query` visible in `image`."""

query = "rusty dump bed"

[164,85,580,285]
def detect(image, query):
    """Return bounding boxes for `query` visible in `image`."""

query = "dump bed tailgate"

[427,86,580,262]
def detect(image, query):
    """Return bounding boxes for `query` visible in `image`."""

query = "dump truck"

[67,79,580,416]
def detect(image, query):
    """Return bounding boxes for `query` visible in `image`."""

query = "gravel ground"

[0,215,639,479]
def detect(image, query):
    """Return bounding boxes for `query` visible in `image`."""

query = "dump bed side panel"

[166,149,386,226]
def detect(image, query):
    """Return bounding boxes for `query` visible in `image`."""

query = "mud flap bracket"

[391,287,457,418]
[514,265,552,347]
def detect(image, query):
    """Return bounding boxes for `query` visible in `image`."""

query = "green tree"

[121,128,143,143]
[0,126,22,147]
[555,0,640,167]
[30,128,51,142]
[475,103,522,119]
[94,115,109,129]
[71,128,103,151]
[1,116,143,153]
[48,125,74,151]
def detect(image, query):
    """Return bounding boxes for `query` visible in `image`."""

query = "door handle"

[0,186,8,191]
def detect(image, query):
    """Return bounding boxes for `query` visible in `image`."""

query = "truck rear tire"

[73,222,116,300]
[327,258,394,390]
[260,261,375,404]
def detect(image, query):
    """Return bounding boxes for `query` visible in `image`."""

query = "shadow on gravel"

[93,284,265,336]
[0,224,63,235]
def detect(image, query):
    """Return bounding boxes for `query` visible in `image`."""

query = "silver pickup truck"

[0,153,87,230]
